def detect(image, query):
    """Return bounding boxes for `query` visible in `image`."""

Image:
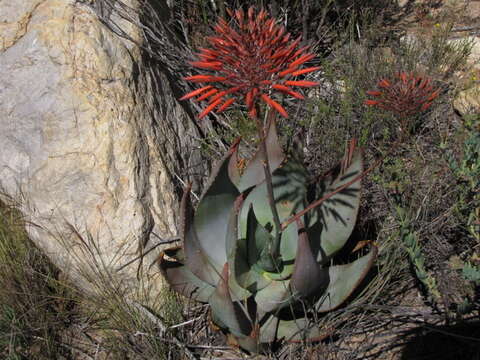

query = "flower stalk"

[255,110,283,271]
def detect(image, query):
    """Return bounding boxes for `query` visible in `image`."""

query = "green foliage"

[462,262,480,284]
[160,121,377,353]
[443,114,480,243]
[446,258,480,315]
[395,207,442,304]
[445,115,480,183]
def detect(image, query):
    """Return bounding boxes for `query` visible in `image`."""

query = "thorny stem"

[255,110,282,270]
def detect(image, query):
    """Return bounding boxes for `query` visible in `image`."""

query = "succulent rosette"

[159,120,377,353]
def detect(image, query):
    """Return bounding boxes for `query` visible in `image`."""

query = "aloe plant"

[159,121,377,353]
[167,6,378,353]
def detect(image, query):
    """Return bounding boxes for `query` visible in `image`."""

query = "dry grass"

[0,197,80,359]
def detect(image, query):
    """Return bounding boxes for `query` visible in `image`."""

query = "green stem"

[255,113,282,270]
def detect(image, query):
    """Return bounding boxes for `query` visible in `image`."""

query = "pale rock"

[453,36,480,115]
[454,85,480,115]
[0,0,201,293]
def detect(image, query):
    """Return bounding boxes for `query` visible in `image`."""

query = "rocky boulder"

[0,0,204,291]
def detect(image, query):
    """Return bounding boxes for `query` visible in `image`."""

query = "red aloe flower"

[364,72,440,118]
[180,7,320,119]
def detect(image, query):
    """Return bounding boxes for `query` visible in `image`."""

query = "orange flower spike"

[199,48,219,56]
[257,9,267,22]
[184,75,227,83]
[179,85,213,101]
[364,71,440,117]
[195,88,219,102]
[289,53,316,68]
[273,84,305,99]
[427,89,440,101]
[267,18,275,33]
[198,54,216,62]
[286,38,304,59]
[261,94,289,118]
[279,68,297,77]
[286,90,305,99]
[276,26,285,38]
[248,6,254,21]
[209,90,227,103]
[290,66,322,77]
[182,7,320,119]
[190,61,223,70]
[284,80,318,87]
[198,98,223,119]
[245,90,254,110]
[248,106,257,119]
[272,84,291,91]
[218,98,235,112]
[235,9,244,27]
[271,48,290,60]
[267,66,282,74]
[378,79,391,88]
[421,102,432,111]
[214,24,225,35]
[419,78,430,89]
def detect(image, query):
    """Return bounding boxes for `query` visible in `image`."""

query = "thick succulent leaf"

[232,330,267,354]
[246,206,275,269]
[237,119,285,192]
[227,138,242,187]
[259,315,327,343]
[277,317,326,342]
[239,159,307,277]
[225,194,244,260]
[232,237,271,292]
[209,264,253,338]
[310,147,363,263]
[181,186,219,285]
[290,220,329,298]
[316,245,378,312]
[254,278,295,313]
[225,196,252,300]
[257,315,279,344]
[231,208,271,291]
[158,251,215,303]
[193,146,240,272]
